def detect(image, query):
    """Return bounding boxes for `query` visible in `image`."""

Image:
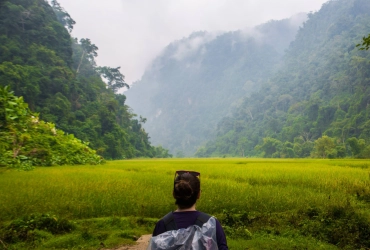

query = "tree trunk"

[76,51,86,74]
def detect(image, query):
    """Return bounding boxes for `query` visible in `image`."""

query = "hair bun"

[173,172,200,209]
[174,180,193,200]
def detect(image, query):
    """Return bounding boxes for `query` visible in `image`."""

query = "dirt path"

[110,234,151,250]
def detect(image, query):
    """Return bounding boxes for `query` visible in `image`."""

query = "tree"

[76,38,98,73]
[153,146,172,158]
[357,34,370,50]
[255,137,282,158]
[280,141,295,158]
[347,137,366,158]
[0,0,169,161]
[237,137,248,157]
[97,66,129,93]
[139,116,147,124]
[312,136,337,159]
[51,0,76,32]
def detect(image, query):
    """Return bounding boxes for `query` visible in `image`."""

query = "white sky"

[57,0,328,85]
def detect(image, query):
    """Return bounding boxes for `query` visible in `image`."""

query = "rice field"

[1,158,370,249]
[1,158,369,221]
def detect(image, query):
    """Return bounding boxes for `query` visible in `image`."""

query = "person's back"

[149,170,228,250]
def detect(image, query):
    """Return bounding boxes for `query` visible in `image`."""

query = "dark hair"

[173,173,200,209]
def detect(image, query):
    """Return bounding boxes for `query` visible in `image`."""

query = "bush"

[299,205,370,248]
[1,214,75,244]
[0,86,103,169]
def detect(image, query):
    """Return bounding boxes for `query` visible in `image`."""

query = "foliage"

[0,86,103,169]
[76,38,98,73]
[298,205,370,249]
[2,213,74,244]
[198,0,370,158]
[51,0,75,33]
[0,215,155,250]
[0,0,170,160]
[347,137,370,158]
[253,135,349,159]
[97,66,129,94]
[255,137,283,158]
[152,145,173,158]
[311,136,337,159]
[357,34,370,50]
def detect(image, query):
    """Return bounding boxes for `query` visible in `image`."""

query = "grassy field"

[1,158,370,249]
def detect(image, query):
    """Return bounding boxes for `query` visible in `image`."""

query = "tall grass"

[1,159,369,221]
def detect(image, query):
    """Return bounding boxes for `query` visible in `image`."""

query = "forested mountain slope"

[0,0,171,160]
[126,14,306,156]
[197,0,370,158]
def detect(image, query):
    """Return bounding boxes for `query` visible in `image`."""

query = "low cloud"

[171,32,218,61]
[58,0,328,84]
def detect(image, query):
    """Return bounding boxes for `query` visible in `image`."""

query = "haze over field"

[57,0,328,85]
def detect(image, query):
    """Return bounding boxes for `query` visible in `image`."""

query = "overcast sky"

[57,0,328,85]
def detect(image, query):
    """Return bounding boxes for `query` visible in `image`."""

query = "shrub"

[0,86,103,169]
[300,205,370,248]
[1,214,75,244]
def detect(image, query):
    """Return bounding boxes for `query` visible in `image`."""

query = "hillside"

[197,0,370,158]
[0,0,171,160]
[125,14,306,156]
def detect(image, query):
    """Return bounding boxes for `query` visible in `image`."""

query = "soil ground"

[109,235,151,250]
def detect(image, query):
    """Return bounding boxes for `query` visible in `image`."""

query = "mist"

[57,0,327,84]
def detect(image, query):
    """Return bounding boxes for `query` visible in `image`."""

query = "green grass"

[227,234,338,250]
[1,158,370,249]
[1,215,156,249]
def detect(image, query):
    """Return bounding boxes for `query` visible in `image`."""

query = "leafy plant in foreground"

[0,86,103,169]
[1,214,74,244]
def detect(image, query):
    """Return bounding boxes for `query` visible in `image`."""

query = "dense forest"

[1,0,369,161]
[197,0,370,158]
[126,14,307,156]
[126,0,370,159]
[0,86,103,169]
[0,0,171,163]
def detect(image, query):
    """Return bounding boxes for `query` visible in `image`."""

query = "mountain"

[125,14,306,156]
[197,0,370,158]
[0,0,171,160]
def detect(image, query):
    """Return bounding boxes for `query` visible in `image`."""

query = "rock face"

[126,14,306,156]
